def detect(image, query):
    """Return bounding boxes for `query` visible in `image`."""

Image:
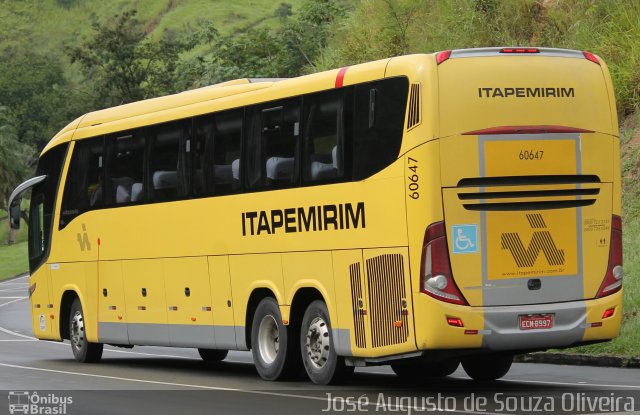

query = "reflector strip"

[335,67,348,88]
[463,125,593,135]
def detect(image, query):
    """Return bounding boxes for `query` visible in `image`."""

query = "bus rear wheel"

[251,297,301,381]
[198,348,228,362]
[69,298,103,363]
[300,300,353,385]
[461,353,513,381]
[391,359,459,380]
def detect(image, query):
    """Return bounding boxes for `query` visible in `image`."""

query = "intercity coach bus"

[9,47,623,384]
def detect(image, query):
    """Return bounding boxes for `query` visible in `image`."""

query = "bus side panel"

[282,251,337,336]
[29,267,53,340]
[98,260,129,345]
[229,253,286,351]
[208,256,238,350]
[123,259,170,346]
[164,257,215,348]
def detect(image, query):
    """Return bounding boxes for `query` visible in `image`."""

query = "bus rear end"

[411,48,622,379]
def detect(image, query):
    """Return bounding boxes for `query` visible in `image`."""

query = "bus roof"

[41,57,394,155]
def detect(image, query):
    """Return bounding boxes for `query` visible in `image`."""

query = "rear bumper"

[414,290,622,352]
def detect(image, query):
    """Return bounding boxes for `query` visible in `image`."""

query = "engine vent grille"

[366,254,408,348]
[406,83,421,131]
[349,262,366,349]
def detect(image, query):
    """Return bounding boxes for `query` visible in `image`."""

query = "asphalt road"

[0,274,638,415]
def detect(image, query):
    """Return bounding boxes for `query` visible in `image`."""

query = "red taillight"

[420,221,468,305]
[602,308,615,319]
[446,317,464,327]
[436,50,452,65]
[500,48,540,54]
[583,51,600,65]
[596,215,623,298]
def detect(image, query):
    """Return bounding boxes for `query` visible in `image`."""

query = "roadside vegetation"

[0,0,638,354]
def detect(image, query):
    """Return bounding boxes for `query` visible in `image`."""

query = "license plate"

[519,314,554,330]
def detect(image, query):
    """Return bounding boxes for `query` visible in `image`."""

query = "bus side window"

[60,137,104,229]
[148,121,187,202]
[246,99,300,189]
[302,88,352,184]
[105,130,146,206]
[192,115,214,196]
[353,77,409,180]
[212,109,243,194]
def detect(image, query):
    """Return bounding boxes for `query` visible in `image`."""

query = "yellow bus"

[9,47,623,384]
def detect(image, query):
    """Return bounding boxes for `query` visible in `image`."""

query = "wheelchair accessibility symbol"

[452,224,478,254]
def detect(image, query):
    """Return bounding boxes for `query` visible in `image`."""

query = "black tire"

[198,348,228,362]
[250,297,301,381]
[391,359,459,380]
[69,298,103,363]
[462,354,513,381]
[300,300,354,385]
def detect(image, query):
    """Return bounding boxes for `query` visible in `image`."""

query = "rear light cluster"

[583,51,600,65]
[420,222,468,305]
[596,215,623,298]
[500,48,539,53]
[436,50,451,65]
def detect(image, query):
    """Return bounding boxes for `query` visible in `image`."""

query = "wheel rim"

[305,316,330,369]
[71,310,85,351]
[258,315,279,364]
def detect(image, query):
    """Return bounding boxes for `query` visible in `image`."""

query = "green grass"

[0,208,29,281]
[0,242,28,282]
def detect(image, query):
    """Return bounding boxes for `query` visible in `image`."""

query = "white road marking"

[0,296,28,299]
[0,326,35,340]
[0,339,36,342]
[0,362,495,414]
[0,287,27,292]
[0,297,26,308]
[0,275,29,285]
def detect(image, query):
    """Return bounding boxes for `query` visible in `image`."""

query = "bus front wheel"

[251,297,301,381]
[198,348,228,362]
[461,353,513,381]
[69,298,103,363]
[300,300,353,385]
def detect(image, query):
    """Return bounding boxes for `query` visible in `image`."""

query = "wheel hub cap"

[258,315,279,364]
[306,317,330,369]
[71,311,85,351]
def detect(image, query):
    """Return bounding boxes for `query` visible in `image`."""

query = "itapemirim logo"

[501,214,565,268]
[8,391,73,414]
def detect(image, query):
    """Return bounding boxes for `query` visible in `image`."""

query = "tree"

[0,50,74,150]
[0,107,35,244]
[67,9,204,108]
[280,0,347,74]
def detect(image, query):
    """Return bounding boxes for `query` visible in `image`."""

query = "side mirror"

[9,198,21,230]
